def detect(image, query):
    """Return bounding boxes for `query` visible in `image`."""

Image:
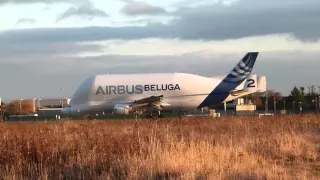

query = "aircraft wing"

[129,95,170,110]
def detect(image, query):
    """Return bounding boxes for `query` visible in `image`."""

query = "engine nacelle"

[113,104,132,115]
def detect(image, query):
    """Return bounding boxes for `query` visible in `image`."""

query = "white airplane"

[61,52,266,117]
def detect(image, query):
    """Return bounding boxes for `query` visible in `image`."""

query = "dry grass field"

[0,115,320,179]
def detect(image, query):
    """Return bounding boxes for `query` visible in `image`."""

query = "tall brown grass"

[0,115,320,179]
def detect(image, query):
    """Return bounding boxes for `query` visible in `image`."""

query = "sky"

[1,0,320,102]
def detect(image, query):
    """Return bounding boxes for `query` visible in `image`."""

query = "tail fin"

[198,52,259,108]
[223,52,259,84]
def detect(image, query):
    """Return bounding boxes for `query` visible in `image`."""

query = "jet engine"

[113,104,133,115]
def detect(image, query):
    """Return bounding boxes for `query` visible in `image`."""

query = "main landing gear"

[158,110,165,118]
[146,110,165,119]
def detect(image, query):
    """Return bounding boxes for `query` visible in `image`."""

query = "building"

[38,108,63,119]
[38,98,70,109]
[13,98,70,110]
[36,98,71,118]
[5,98,70,120]
[10,98,70,117]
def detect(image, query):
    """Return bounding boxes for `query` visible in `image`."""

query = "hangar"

[9,98,70,120]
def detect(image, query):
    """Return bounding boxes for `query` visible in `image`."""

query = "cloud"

[1,0,320,42]
[1,48,320,100]
[1,0,320,100]
[56,3,108,22]
[174,0,239,8]
[74,35,320,57]
[0,0,88,5]
[121,1,167,16]
[169,0,320,41]
[15,18,36,26]
[0,41,104,62]
[3,35,320,63]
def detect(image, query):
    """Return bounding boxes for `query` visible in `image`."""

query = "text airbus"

[95,84,181,95]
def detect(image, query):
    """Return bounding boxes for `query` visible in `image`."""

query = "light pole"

[273,96,276,114]
[265,91,268,113]
[61,88,64,108]
[104,97,107,119]
[38,98,42,110]
[32,98,36,112]
[317,96,320,113]
[19,99,23,115]
[293,101,295,114]
[318,95,320,112]
[299,101,302,114]
[284,100,286,111]
[312,97,318,113]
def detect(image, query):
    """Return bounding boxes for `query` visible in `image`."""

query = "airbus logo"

[95,84,181,95]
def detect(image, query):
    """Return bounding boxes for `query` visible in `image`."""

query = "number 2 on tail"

[247,79,256,88]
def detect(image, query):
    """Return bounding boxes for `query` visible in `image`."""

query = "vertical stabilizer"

[223,52,259,84]
[198,52,259,108]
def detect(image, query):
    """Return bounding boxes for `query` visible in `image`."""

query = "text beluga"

[95,84,181,95]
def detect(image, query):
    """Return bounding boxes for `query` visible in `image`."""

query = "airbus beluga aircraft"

[61,52,266,117]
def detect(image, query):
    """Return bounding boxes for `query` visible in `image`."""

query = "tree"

[307,85,318,96]
[266,89,283,101]
[300,86,305,96]
[254,96,263,108]
[246,92,263,108]
[289,86,306,104]
[245,90,282,110]
[6,100,34,115]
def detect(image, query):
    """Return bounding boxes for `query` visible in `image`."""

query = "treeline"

[1,100,35,118]
[246,85,320,111]
[289,85,320,104]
